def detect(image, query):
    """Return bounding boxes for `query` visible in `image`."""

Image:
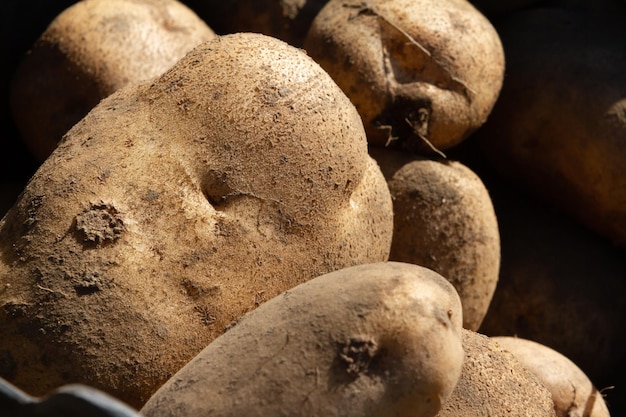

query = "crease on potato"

[304,0,505,153]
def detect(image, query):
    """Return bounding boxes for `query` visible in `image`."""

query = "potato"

[0,32,393,407]
[493,336,610,417]
[10,0,216,162]
[182,0,328,47]
[303,0,505,153]
[370,147,500,331]
[477,173,626,394]
[141,261,464,417]
[474,6,626,248]
[436,329,556,417]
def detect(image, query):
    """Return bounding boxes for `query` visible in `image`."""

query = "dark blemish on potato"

[73,270,109,296]
[182,251,202,268]
[202,169,233,209]
[339,336,378,375]
[374,97,445,157]
[177,98,193,112]
[182,278,221,299]
[74,202,124,246]
[0,350,17,380]
[164,76,184,93]
[22,195,44,233]
[223,319,239,333]
[254,290,266,307]
[194,305,216,326]
[144,189,160,201]
[182,278,201,297]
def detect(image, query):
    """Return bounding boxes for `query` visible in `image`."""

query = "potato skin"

[436,330,556,417]
[141,262,464,417]
[10,0,215,162]
[493,337,610,417]
[0,33,393,407]
[304,0,504,152]
[370,147,500,331]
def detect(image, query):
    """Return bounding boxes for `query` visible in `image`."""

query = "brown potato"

[493,336,610,417]
[10,0,215,162]
[0,32,393,407]
[370,147,500,331]
[141,262,464,417]
[436,329,556,417]
[303,0,505,153]
[475,6,626,248]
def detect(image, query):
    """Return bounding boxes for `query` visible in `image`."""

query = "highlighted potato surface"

[304,0,504,153]
[141,262,464,417]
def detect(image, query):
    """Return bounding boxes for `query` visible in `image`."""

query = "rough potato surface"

[141,262,464,417]
[493,336,610,417]
[0,33,393,407]
[436,330,556,416]
[304,0,504,152]
[371,147,500,331]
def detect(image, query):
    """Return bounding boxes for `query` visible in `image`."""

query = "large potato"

[370,147,500,331]
[10,0,215,162]
[493,336,610,417]
[141,262,464,417]
[475,6,626,248]
[436,330,556,417]
[304,0,504,153]
[0,32,393,407]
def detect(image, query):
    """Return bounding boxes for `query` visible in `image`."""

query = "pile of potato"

[1,0,624,416]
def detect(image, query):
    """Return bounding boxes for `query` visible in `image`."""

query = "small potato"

[10,0,215,161]
[304,0,505,153]
[370,147,500,331]
[141,262,464,417]
[436,329,556,417]
[493,336,610,417]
